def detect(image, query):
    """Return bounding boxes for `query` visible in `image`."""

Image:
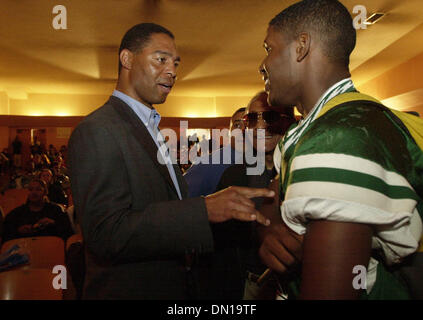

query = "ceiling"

[1,0,423,112]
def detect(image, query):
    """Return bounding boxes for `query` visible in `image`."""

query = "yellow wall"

[0,92,254,118]
[8,93,109,116]
[356,51,423,113]
[0,92,9,114]
[2,46,423,119]
[159,95,252,118]
[158,96,216,118]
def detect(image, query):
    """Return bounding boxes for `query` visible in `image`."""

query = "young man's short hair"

[270,0,356,67]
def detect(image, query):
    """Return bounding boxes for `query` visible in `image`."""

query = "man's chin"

[268,95,294,110]
[154,94,169,105]
[269,103,295,112]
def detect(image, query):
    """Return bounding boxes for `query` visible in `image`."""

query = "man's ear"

[296,32,311,62]
[120,49,134,70]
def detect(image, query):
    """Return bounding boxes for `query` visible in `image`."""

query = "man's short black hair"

[270,0,356,67]
[233,107,246,116]
[249,91,295,118]
[118,23,174,72]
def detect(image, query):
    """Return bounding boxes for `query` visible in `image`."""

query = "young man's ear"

[296,32,311,62]
[119,49,134,70]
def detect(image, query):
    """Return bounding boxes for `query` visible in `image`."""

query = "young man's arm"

[258,177,303,273]
[299,220,372,299]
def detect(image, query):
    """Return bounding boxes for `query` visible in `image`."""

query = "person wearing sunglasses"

[196,91,296,300]
[243,91,296,172]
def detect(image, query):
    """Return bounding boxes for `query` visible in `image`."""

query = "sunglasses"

[243,111,296,134]
[231,119,245,130]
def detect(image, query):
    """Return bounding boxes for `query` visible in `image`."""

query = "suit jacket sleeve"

[69,119,213,264]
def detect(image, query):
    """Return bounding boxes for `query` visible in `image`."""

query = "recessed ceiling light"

[364,12,386,25]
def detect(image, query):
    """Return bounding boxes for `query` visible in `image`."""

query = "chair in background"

[65,233,83,251]
[0,268,62,300]
[1,236,65,269]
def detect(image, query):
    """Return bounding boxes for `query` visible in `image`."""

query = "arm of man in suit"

[69,120,273,265]
[69,120,215,264]
[205,186,273,226]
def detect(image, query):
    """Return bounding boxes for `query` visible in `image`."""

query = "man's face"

[245,97,282,153]
[229,111,245,150]
[261,26,299,109]
[127,33,180,107]
[28,181,46,204]
[229,111,245,132]
[40,171,53,184]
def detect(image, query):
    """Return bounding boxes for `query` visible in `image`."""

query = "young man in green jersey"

[257,0,423,299]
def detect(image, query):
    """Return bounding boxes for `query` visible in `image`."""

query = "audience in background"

[39,168,69,207]
[0,148,10,176]
[59,145,68,166]
[0,142,80,298]
[30,138,43,156]
[47,144,58,163]
[2,179,74,243]
[30,153,49,172]
[52,156,69,178]
[11,136,22,169]
[1,141,71,196]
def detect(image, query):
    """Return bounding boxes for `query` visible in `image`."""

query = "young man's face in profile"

[261,26,299,110]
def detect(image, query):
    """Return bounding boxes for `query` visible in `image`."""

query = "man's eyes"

[157,56,179,67]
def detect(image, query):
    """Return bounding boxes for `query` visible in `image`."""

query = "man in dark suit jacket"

[68,23,274,299]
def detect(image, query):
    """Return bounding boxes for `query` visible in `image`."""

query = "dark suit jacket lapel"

[173,163,187,198]
[109,96,183,198]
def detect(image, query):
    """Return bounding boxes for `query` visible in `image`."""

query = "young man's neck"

[299,68,351,118]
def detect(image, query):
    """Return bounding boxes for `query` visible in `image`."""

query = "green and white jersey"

[274,78,423,298]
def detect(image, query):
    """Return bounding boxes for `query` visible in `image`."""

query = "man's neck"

[299,69,351,118]
[265,153,274,171]
[115,82,153,109]
[29,202,44,212]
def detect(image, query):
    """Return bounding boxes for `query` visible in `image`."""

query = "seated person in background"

[30,154,46,172]
[184,107,246,197]
[0,148,11,175]
[196,91,296,300]
[2,179,74,243]
[47,144,58,163]
[59,145,68,158]
[39,168,68,207]
[52,156,69,178]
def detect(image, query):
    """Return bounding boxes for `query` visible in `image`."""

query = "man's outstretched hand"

[204,186,274,226]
